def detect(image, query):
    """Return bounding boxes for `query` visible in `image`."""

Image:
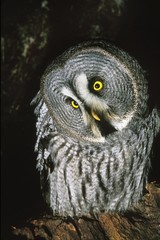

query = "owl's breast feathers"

[33,93,159,216]
[32,41,160,216]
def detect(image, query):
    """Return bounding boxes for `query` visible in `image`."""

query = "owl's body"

[33,41,160,217]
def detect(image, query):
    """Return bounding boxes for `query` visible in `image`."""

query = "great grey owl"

[32,40,160,217]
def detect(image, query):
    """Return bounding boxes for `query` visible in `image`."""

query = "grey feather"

[32,41,160,217]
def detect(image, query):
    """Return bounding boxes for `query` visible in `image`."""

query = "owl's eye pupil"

[93,81,103,91]
[71,100,79,109]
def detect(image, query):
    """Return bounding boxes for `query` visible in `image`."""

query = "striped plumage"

[32,41,160,217]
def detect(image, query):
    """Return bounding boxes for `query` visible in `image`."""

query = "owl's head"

[40,41,148,143]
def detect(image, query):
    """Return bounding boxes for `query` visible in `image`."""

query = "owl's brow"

[61,87,82,106]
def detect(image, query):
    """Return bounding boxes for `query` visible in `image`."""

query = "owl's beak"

[91,110,101,121]
[89,109,116,137]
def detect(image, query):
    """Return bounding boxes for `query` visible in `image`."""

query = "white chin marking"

[111,113,134,130]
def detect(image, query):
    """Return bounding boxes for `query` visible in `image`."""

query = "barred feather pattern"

[32,41,160,217]
[34,98,159,217]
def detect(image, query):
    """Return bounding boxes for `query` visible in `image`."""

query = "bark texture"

[1,0,160,239]
[10,183,160,239]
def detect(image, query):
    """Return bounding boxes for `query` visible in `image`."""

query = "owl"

[32,40,160,217]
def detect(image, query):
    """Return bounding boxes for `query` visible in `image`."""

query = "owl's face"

[41,42,148,143]
[33,41,159,216]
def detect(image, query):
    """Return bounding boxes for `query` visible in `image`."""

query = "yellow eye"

[93,81,103,91]
[71,100,79,109]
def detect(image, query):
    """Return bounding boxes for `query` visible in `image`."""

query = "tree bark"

[2,1,160,239]
[11,183,160,240]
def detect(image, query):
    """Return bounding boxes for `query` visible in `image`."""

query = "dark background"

[1,0,160,236]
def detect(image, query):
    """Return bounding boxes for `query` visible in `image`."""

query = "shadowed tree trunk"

[10,183,160,239]
[1,0,160,239]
